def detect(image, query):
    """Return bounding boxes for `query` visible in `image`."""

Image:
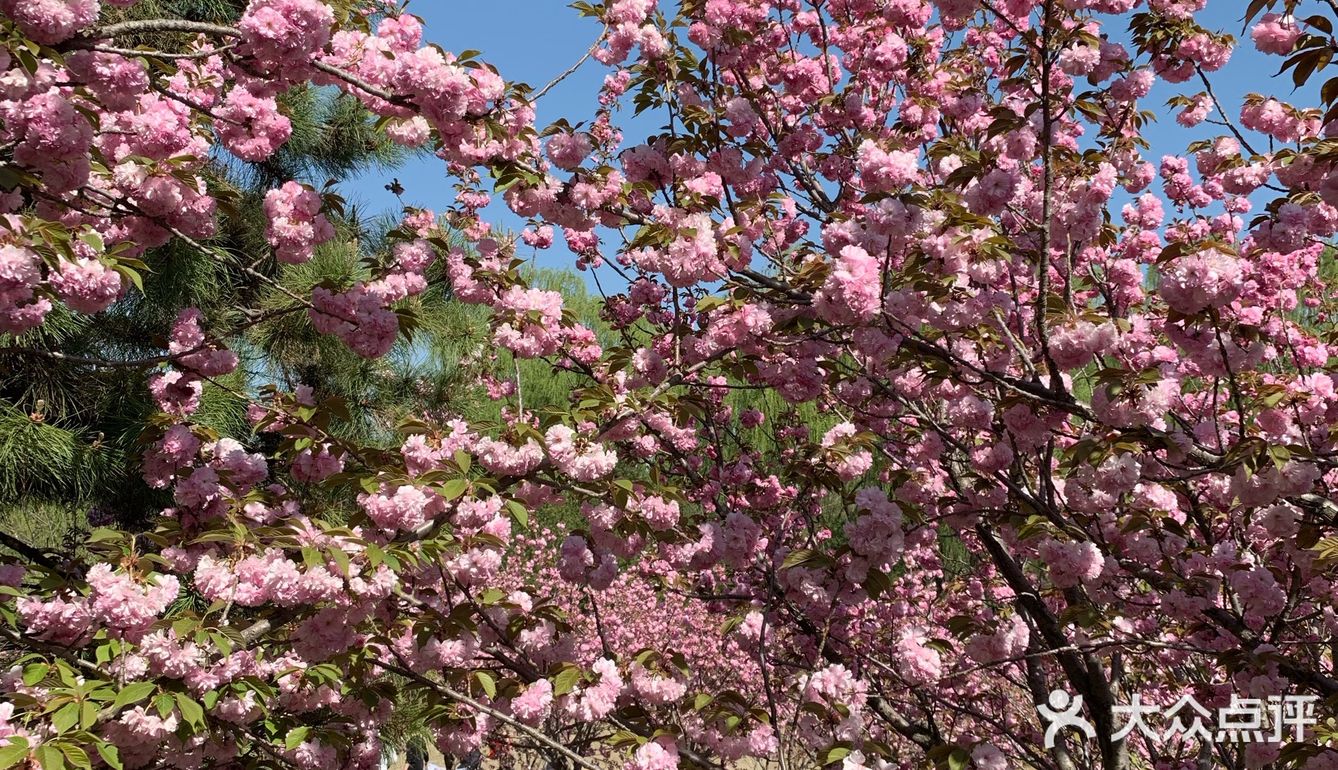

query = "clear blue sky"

[347,3,1316,277]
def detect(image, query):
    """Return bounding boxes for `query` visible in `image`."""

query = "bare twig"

[75,42,237,59]
[532,27,608,102]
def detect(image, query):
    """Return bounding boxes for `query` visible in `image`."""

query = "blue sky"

[347,2,1316,278]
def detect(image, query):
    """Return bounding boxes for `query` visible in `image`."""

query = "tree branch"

[373,656,604,770]
[93,20,242,39]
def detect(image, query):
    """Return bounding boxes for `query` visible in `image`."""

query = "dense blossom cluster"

[265,181,336,264]
[3,0,1338,769]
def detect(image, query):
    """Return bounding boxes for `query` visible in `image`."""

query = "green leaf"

[175,693,204,728]
[863,569,894,600]
[474,671,497,699]
[58,745,90,770]
[94,743,121,770]
[86,528,122,544]
[110,682,156,714]
[824,747,851,765]
[330,547,351,577]
[22,664,49,687]
[505,499,529,529]
[285,726,311,750]
[77,230,104,253]
[608,730,643,748]
[551,666,581,697]
[440,478,469,501]
[35,744,64,770]
[0,166,22,191]
[77,701,96,732]
[51,702,79,734]
[781,548,822,570]
[113,264,144,293]
[0,737,31,770]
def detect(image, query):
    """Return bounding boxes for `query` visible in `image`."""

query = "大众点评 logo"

[1038,690,1320,748]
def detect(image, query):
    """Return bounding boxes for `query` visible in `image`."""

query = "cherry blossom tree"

[1,0,1338,769]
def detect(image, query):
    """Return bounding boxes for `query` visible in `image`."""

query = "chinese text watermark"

[1038,690,1320,748]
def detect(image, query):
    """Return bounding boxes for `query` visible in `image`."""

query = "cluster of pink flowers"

[216,86,293,161]
[149,370,204,417]
[843,489,904,580]
[359,484,445,534]
[474,435,544,476]
[4,90,94,194]
[145,309,241,421]
[49,254,123,314]
[310,283,400,358]
[547,131,593,170]
[4,0,1338,768]
[291,443,346,482]
[0,243,50,334]
[107,705,179,764]
[894,629,943,686]
[265,181,335,263]
[856,141,919,192]
[238,0,335,76]
[170,308,239,375]
[320,11,517,169]
[142,424,202,488]
[627,209,730,287]
[557,534,618,589]
[801,663,868,737]
[86,564,181,638]
[1038,538,1106,589]
[65,50,149,111]
[510,679,554,724]
[820,422,874,481]
[16,595,92,646]
[629,492,680,531]
[1228,565,1288,630]
[194,549,344,607]
[561,658,624,722]
[0,0,101,44]
[626,739,680,770]
[1176,92,1213,127]
[964,613,1030,664]
[596,0,664,64]
[815,245,882,325]
[545,425,618,481]
[1240,97,1314,143]
[1048,319,1117,370]
[1252,13,1302,55]
[1158,247,1244,314]
[492,285,566,358]
[628,662,687,705]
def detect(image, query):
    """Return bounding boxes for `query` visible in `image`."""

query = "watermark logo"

[1038,690,1319,748]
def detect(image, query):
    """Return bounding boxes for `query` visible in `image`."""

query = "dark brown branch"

[0,531,66,574]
